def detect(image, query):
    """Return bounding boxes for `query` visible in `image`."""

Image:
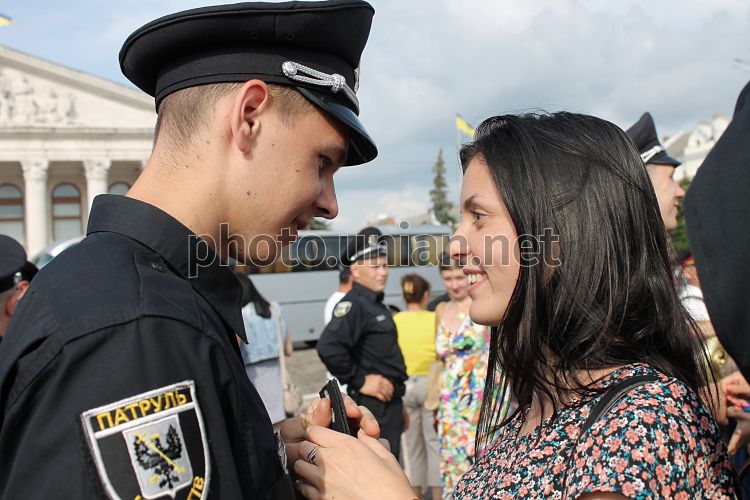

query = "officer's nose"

[316,179,339,220]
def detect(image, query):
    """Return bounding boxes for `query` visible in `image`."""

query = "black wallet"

[318,379,355,436]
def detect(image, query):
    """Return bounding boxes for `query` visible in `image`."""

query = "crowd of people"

[0,0,749,498]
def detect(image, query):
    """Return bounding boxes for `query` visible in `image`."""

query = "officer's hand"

[280,395,380,464]
[360,374,394,402]
[727,406,750,454]
[722,371,750,404]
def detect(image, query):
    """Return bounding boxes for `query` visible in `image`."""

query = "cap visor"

[650,150,682,167]
[296,87,377,166]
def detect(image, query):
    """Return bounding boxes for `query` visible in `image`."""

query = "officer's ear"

[229,80,270,155]
[7,281,29,316]
[349,262,360,280]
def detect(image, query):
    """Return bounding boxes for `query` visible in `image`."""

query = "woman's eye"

[473,212,485,222]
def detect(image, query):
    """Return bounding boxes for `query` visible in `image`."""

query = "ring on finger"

[306,446,319,465]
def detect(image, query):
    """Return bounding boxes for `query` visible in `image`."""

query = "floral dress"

[436,315,490,498]
[454,363,736,499]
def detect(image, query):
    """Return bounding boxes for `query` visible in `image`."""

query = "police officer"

[626,112,686,231]
[686,80,750,379]
[0,2,380,498]
[0,235,37,340]
[317,227,408,458]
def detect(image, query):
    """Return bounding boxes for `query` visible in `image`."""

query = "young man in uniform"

[0,235,37,340]
[626,112,686,231]
[317,227,408,458]
[0,2,380,498]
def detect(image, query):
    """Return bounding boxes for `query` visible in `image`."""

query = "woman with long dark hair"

[292,113,735,499]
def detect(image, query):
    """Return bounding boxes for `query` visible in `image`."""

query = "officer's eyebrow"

[324,143,348,167]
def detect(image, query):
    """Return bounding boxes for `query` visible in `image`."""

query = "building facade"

[666,114,729,182]
[0,44,156,257]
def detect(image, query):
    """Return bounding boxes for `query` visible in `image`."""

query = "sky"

[1,0,749,231]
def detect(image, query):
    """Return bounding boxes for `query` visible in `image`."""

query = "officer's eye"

[318,155,332,172]
[473,211,485,223]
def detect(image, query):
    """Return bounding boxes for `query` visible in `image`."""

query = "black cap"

[0,235,31,293]
[119,0,377,165]
[625,112,681,167]
[685,79,750,380]
[341,226,387,266]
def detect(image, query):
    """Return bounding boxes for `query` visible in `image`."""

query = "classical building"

[665,114,729,182]
[0,44,156,257]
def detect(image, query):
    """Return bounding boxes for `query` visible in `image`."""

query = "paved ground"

[286,344,328,407]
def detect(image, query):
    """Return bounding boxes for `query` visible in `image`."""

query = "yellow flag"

[455,114,475,137]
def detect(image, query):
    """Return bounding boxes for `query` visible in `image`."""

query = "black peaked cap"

[341,226,386,267]
[119,0,377,165]
[0,235,27,293]
[685,79,750,380]
[626,112,681,167]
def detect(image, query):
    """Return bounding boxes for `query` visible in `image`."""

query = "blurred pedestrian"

[237,273,293,424]
[686,80,750,382]
[324,266,353,325]
[393,274,441,500]
[0,235,37,340]
[317,226,408,458]
[434,259,490,498]
[626,111,685,231]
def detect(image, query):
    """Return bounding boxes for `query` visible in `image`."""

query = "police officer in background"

[0,235,37,340]
[0,2,381,498]
[317,227,408,458]
[626,112,685,231]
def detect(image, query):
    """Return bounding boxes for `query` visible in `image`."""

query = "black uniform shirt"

[0,195,286,499]
[316,282,407,393]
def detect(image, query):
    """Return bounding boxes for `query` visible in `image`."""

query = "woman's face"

[440,267,469,302]
[449,156,520,326]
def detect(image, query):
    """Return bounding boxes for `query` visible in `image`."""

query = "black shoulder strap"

[581,374,661,434]
[562,373,663,499]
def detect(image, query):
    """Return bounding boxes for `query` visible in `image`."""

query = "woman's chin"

[469,302,503,327]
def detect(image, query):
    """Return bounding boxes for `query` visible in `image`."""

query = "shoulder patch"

[334,301,352,317]
[80,380,210,500]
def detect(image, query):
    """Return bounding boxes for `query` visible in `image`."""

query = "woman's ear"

[229,79,269,155]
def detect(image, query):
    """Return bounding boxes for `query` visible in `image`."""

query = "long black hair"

[460,113,710,452]
[235,271,271,318]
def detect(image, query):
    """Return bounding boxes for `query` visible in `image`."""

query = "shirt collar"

[87,195,247,342]
[352,281,384,303]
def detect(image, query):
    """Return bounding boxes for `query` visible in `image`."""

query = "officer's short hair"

[338,266,351,285]
[154,83,314,151]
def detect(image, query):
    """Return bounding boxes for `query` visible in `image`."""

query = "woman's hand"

[293,426,415,499]
[278,394,380,464]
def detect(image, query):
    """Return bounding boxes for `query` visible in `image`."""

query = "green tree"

[669,177,692,257]
[429,149,457,227]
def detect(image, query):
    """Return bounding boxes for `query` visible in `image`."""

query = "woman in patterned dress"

[293,113,736,499]
[434,261,490,498]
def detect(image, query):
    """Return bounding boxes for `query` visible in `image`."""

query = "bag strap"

[271,303,288,386]
[581,374,661,434]
[562,373,660,499]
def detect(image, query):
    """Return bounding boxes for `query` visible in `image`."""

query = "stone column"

[83,158,111,210]
[21,158,50,256]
